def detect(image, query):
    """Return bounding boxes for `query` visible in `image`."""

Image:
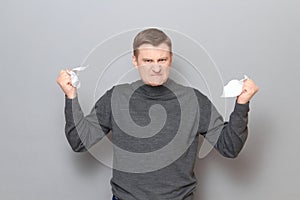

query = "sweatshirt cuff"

[234,101,250,114]
[65,95,80,112]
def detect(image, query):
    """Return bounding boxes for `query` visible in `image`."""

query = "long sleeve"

[213,102,249,158]
[64,91,112,152]
[195,89,249,158]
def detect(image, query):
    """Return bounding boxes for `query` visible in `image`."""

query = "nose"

[152,64,161,73]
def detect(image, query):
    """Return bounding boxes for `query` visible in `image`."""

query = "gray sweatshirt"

[64,78,249,200]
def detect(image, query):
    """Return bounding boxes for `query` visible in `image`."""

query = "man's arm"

[197,79,258,158]
[57,69,112,152]
[210,101,249,158]
[64,94,111,152]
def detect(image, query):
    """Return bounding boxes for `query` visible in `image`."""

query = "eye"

[143,59,153,63]
[158,58,167,62]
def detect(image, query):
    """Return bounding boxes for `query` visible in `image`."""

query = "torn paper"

[67,65,89,88]
[221,75,249,98]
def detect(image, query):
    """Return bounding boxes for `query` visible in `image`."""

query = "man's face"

[132,43,172,86]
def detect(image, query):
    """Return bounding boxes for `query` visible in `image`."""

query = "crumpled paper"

[67,65,88,88]
[221,75,249,98]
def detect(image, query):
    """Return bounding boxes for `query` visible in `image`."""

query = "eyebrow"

[142,57,168,61]
[142,58,153,61]
[158,57,168,60]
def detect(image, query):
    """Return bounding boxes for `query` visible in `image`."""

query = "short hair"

[133,28,172,57]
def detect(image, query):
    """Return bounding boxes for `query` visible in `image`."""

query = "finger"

[58,74,71,83]
[64,73,71,79]
[243,78,253,84]
[243,80,255,89]
[60,71,71,80]
[245,80,258,91]
[66,68,73,74]
[59,70,70,79]
[65,68,70,75]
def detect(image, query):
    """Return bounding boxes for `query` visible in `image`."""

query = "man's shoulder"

[102,81,135,95]
[99,81,141,101]
[191,87,208,100]
[170,79,208,99]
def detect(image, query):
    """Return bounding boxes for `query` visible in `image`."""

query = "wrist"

[237,99,249,104]
[236,96,250,104]
[66,93,77,99]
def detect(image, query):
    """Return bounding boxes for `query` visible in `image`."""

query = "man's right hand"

[57,69,77,99]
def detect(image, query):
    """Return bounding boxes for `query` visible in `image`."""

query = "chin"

[148,82,162,86]
[148,79,166,86]
[142,77,167,86]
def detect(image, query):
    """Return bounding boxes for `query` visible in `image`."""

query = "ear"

[132,55,138,69]
[169,52,173,66]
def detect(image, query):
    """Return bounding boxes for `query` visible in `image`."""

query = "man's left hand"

[237,79,259,104]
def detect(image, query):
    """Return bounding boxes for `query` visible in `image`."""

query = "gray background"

[0,0,299,199]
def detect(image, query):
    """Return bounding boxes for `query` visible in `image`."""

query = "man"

[57,28,259,200]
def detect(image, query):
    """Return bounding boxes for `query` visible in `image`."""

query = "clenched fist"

[56,69,77,99]
[237,79,259,104]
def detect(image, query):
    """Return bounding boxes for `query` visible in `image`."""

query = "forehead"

[137,43,171,58]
